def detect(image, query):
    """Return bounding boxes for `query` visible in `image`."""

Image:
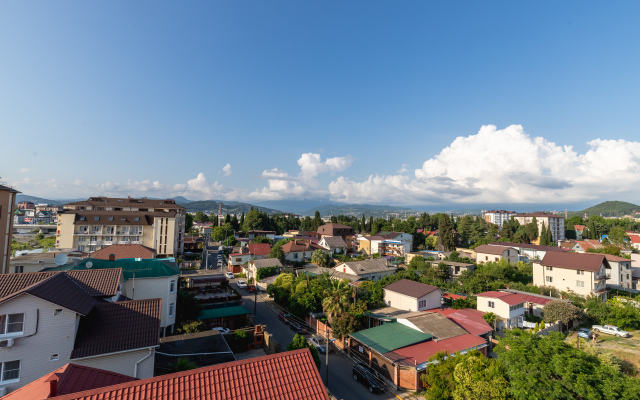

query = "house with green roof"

[43,257,180,335]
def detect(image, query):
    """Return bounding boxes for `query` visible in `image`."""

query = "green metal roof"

[43,257,180,280]
[349,322,433,354]
[198,306,251,320]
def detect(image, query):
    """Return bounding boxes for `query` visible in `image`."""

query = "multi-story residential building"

[482,210,516,227]
[1,185,19,275]
[429,260,475,282]
[513,212,565,243]
[34,203,64,213]
[317,223,355,249]
[318,236,347,255]
[333,258,396,282]
[488,241,568,261]
[44,257,180,335]
[15,201,34,210]
[377,231,414,254]
[476,291,525,330]
[534,252,611,301]
[604,254,633,290]
[56,197,186,258]
[0,269,160,394]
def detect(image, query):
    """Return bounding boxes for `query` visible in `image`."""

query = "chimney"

[109,254,116,261]
[45,373,61,398]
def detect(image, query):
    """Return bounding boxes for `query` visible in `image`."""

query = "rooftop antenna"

[54,253,68,266]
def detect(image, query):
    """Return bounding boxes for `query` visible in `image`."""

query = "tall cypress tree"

[540,221,548,245]
[361,214,366,233]
[369,216,374,233]
[547,224,553,245]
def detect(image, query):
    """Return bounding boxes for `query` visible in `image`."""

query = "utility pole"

[325,324,329,387]
[254,285,257,316]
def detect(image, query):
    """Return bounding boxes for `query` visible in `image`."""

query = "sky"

[2,1,640,209]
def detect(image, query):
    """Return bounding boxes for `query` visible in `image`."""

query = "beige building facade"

[56,197,186,257]
[513,212,565,243]
[535,252,610,301]
[0,185,19,274]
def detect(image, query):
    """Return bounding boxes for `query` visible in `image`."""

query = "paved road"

[235,285,397,400]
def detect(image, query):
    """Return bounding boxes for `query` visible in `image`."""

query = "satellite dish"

[54,253,69,266]
[86,262,93,269]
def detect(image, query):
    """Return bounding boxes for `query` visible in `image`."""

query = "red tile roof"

[248,243,271,256]
[384,334,487,367]
[604,254,632,263]
[631,236,640,244]
[51,349,329,400]
[71,299,161,359]
[435,309,492,336]
[475,291,525,306]
[541,251,609,272]
[384,279,440,299]
[3,363,137,400]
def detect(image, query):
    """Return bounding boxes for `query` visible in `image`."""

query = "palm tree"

[311,249,330,267]
[322,279,351,325]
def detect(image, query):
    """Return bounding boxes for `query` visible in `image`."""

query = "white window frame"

[54,309,63,316]
[418,299,426,309]
[577,270,584,275]
[1,360,21,383]
[169,280,176,293]
[0,314,25,336]
[577,280,585,288]
[488,301,495,308]
[546,276,553,283]
[50,354,59,361]
[169,303,174,318]
[545,266,553,271]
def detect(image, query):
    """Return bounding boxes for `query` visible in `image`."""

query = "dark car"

[289,321,308,334]
[278,312,291,324]
[352,363,386,394]
[247,285,257,293]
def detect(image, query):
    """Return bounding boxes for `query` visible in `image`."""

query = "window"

[54,309,63,316]
[577,281,585,288]
[121,217,127,221]
[94,216,100,221]
[13,266,23,274]
[485,256,488,261]
[108,217,114,221]
[577,270,584,275]
[169,303,174,318]
[1,360,20,382]
[545,266,553,271]
[134,217,140,222]
[488,301,495,308]
[169,280,175,293]
[50,354,59,361]
[0,314,24,335]
[546,276,553,283]
[418,300,427,309]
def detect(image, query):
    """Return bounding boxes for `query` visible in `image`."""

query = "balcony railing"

[593,286,609,293]
[594,273,608,281]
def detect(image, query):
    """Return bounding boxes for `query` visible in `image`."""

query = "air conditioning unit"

[0,387,7,396]
[0,339,15,348]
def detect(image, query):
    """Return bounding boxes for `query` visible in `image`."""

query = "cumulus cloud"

[19,168,30,173]
[222,163,232,176]
[249,153,353,201]
[398,164,409,174]
[329,124,640,205]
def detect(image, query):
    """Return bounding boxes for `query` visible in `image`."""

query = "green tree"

[425,235,437,250]
[330,312,361,338]
[311,249,331,267]
[322,279,351,325]
[194,211,210,223]
[177,320,206,334]
[312,211,323,231]
[256,266,278,281]
[452,354,510,400]
[269,246,285,264]
[437,214,456,251]
[543,300,582,325]
[539,221,548,246]
[482,312,498,330]
[172,358,198,372]
[176,289,202,325]
[286,334,321,371]
[185,213,194,231]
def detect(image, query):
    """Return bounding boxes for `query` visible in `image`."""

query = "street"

[235,282,398,400]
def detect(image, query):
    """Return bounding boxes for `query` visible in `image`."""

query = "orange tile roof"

[51,349,329,400]
[3,363,137,400]
[91,244,157,260]
[248,243,271,256]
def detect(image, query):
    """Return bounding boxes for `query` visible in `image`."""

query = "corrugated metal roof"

[50,349,329,400]
[198,305,251,320]
[349,322,432,354]
[384,334,487,368]
[405,313,468,340]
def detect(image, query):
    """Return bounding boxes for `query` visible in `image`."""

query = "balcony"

[103,241,113,246]
[593,286,609,293]
[131,241,142,245]
[595,273,608,281]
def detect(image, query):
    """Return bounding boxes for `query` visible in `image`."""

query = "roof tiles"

[383,279,440,299]
[51,349,329,400]
[91,244,157,260]
[541,251,609,272]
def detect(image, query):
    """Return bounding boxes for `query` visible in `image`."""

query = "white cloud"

[222,163,232,176]
[19,168,30,173]
[329,124,640,205]
[398,164,409,174]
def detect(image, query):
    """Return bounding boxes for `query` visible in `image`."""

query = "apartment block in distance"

[1,185,20,274]
[56,197,186,257]
[482,210,516,227]
[513,212,565,243]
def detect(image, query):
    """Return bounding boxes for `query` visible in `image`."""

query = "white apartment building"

[513,212,565,243]
[604,254,633,290]
[534,252,610,301]
[56,197,186,258]
[482,210,516,227]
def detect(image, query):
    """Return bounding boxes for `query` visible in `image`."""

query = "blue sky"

[2,1,640,208]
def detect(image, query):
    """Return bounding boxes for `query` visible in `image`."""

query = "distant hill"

[171,196,192,203]
[15,194,80,206]
[577,201,640,218]
[299,203,426,218]
[179,200,282,215]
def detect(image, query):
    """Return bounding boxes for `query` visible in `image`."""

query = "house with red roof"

[0,270,160,395]
[476,290,560,330]
[12,349,329,400]
[91,244,156,260]
[534,252,611,301]
[226,243,272,273]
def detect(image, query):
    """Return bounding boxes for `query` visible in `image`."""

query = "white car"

[236,280,247,289]
[308,336,331,353]
[592,324,630,337]
[212,327,230,334]
[217,254,223,260]
[225,272,235,279]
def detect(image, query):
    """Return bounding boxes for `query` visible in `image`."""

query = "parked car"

[578,328,594,339]
[592,325,630,337]
[236,280,247,289]
[308,336,331,353]
[217,261,223,267]
[225,272,235,279]
[352,363,386,394]
[212,327,230,334]
[247,285,257,293]
[289,321,308,334]
[217,254,223,260]
[278,312,291,324]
